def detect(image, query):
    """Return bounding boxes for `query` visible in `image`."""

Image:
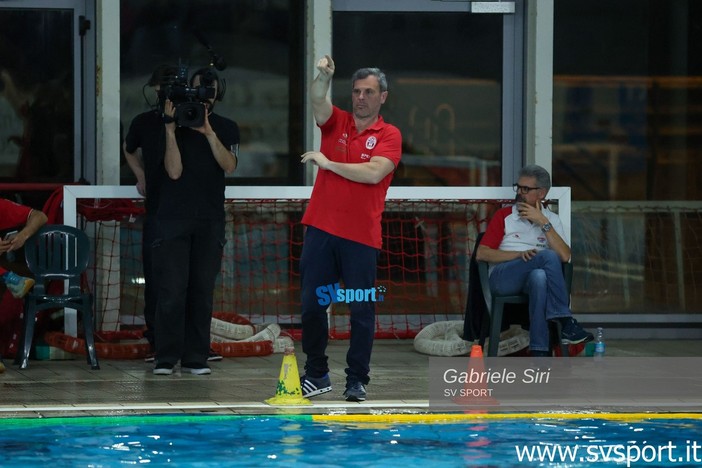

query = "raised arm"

[311,55,335,126]
[194,112,238,175]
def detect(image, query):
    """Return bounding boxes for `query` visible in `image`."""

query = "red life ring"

[43,312,275,359]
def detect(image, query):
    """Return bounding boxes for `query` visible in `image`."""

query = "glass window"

[120,0,303,184]
[554,0,702,314]
[553,0,702,202]
[0,8,74,184]
[332,12,503,186]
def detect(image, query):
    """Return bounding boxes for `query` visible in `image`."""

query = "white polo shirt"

[481,204,569,252]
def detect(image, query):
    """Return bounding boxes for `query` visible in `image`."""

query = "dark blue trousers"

[300,226,378,386]
[152,218,225,366]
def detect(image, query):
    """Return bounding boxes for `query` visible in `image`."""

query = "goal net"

[63,186,572,339]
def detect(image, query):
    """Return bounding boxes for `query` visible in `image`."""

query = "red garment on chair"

[0,289,23,358]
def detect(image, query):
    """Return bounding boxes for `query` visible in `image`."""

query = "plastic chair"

[16,225,99,370]
[474,232,573,357]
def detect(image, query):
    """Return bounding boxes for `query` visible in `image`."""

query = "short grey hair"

[519,164,552,191]
[350,67,388,92]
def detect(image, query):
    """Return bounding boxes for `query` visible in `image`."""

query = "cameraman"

[123,64,175,360]
[151,67,239,376]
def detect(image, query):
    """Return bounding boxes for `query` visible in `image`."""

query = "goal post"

[62,185,571,337]
[64,185,571,239]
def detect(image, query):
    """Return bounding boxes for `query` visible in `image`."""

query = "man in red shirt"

[0,198,47,299]
[477,165,593,356]
[299,55,402,401]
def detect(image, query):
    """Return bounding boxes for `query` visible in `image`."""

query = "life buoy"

[210,321,283,357]
[413,320,470,356]
[43,312,281,359]
[207,313,278,357]
[413,322,530,357]
[44,331,152,360]
[210,317,256,341]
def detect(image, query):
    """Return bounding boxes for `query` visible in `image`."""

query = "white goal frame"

[62,185,571,335]
[64,185,571,239]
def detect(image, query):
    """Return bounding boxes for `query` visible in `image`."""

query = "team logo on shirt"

[365,136,377,149]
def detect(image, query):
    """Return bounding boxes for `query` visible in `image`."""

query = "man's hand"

[301,151,330,170]
[136,180,146,197]
[193,109,215,137]
[163,99,176,129]
[1,233,28,253]
[316,55,335,79]
[521,249,538,261]
[517,202,549,226]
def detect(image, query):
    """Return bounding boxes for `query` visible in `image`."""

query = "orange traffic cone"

[454,342,498,408]
[470,344,483,358]
[265,346,311,406]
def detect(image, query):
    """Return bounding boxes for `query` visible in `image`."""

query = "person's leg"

[337,238,378,387]
[181,219,225,368]
[300,227,339,378]
[489,250,570,352]
[142,216,157,351]
[523,268,550,352]
[152,219,192,367]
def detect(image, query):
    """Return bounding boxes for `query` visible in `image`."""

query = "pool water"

[1,414,701,467]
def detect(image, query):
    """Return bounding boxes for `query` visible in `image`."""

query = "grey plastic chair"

[16,224,99,370]
[474,232,573,357]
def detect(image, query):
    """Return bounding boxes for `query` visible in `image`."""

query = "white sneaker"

[181,363,211,375]
[153,363,174,375]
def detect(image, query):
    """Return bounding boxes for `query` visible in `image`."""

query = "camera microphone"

[193,30,226,71]
[211,54,226,71]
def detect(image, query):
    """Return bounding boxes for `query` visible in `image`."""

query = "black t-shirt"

[156,112,239,220]
[124,110,166,214]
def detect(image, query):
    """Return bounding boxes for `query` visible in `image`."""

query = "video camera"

[156,64,218,128]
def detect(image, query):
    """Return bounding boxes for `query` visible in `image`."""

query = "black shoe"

[343,382,367,402]
[144,352,155,363]
[300,374,332,398]
[153,362,174,375]
[207,349,223,362]
[560,318,594,345]
[530,350,551,357]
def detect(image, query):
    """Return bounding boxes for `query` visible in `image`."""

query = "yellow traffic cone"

[265,346,311,406]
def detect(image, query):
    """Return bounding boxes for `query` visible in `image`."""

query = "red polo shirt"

[302,106,402,248]
[0,198,32,230]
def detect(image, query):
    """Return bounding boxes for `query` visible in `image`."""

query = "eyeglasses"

[512,184,541,194]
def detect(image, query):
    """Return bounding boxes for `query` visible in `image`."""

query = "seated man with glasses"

[476,164,593,356]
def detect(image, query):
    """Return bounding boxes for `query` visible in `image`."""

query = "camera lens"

[174,102,205,127]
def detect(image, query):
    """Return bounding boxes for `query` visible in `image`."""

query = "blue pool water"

[1,414,701,467]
